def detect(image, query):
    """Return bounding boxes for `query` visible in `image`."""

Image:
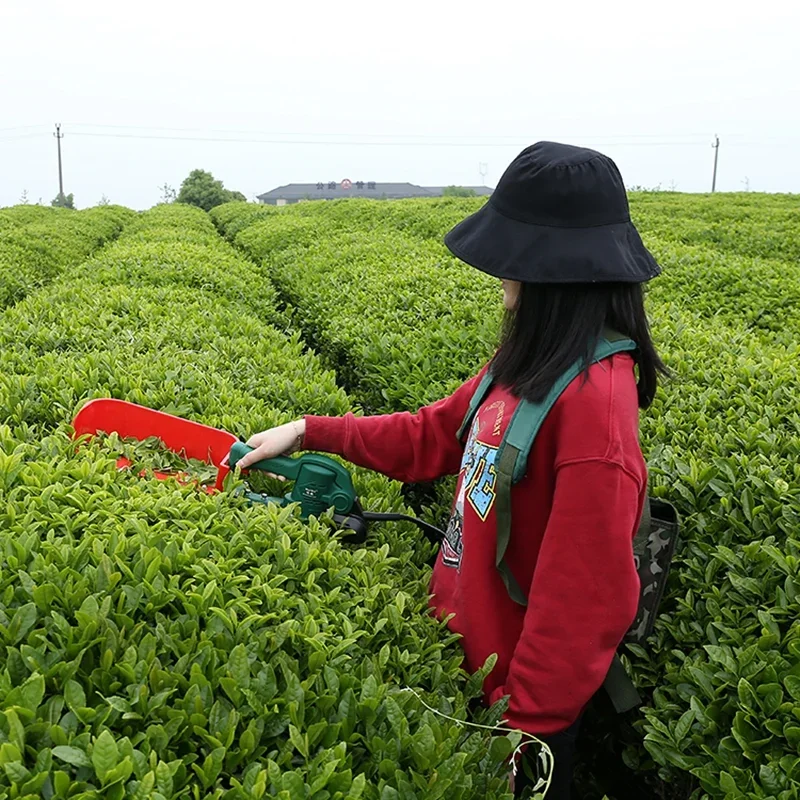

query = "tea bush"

[0,205,520,799]
[0,206,64,229]
[209,202,277,241]
[644,241,800,340]
[0,205,134,308]
[215,214,501,413]
[631,193,800,263]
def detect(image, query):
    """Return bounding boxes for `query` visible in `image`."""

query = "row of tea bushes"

[0,205,519,799]
[0,205,135,308]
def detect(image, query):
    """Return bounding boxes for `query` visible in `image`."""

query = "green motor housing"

[227,442,358,520]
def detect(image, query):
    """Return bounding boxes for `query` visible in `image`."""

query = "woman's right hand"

[237,419,306,471]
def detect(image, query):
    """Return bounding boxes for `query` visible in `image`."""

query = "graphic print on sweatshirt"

[441,403,502,570]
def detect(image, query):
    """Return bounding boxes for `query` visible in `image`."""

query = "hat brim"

[444,200,661,284]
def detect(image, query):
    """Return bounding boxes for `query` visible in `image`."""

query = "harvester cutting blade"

[72,398,238,491]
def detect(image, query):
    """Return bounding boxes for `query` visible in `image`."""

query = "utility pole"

[54,123,64,197]
[711,134,720,193]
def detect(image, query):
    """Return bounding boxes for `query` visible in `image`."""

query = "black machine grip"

[360,511,444,546]
[332,513,369,544]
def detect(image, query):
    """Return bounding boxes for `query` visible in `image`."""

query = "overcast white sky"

[1,0,799,210]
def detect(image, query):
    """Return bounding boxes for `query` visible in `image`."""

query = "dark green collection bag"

[456,331,680,713]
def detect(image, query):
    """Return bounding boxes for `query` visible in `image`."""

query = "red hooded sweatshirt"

[303,353,645,736]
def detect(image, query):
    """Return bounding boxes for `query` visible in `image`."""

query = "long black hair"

[489,282,667,409]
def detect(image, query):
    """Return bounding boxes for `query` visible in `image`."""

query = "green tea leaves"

[7,603,37,644]
[52,746,91,769]
[92,730,120,782]
[228,643,251,689]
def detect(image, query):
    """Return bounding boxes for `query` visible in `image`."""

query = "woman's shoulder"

[548,352,643,468]
[560,351,638,408]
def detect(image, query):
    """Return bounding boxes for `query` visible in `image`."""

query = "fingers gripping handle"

[228,442,300,479]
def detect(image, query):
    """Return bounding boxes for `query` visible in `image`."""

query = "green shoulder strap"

[602,654,643,713]
[494,333,637,606]
[457,370,494,441]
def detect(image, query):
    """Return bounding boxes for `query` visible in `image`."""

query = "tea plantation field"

[0,193,798,800]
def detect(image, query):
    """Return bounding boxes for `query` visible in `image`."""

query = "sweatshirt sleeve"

[490,458,643,735]
[302,366,489,484]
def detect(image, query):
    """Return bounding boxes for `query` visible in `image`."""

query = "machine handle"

[227,443,358,517]
[227,442,300,479]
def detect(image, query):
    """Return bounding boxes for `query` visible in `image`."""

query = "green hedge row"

[0,205,135,309]
[214,198,800,799]
[209,202,278,242]
[214,196,800,347]
[259,229,498,411]
[0,206,65,231]
[0,204,520,800]
[215,193,800,266]
[631,193,800,263]
[211,207,500,413]
[642,240,800,342]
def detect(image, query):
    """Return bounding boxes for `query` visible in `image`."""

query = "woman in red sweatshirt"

[239,141,666,799]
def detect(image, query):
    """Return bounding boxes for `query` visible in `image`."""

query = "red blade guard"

[73,398,238,491]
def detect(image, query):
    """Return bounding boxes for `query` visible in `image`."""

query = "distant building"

[256,181,493,206]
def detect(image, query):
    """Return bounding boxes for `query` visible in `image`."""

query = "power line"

[0,123,47,133]
[67,131,718,148]
[0,132,49,142]
[5,122,799,148]
[63,122,720,140]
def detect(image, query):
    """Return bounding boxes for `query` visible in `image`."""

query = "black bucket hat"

[444,141,661,284]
